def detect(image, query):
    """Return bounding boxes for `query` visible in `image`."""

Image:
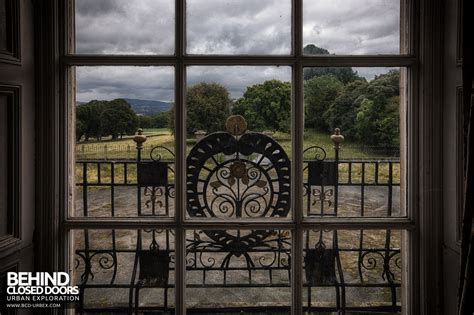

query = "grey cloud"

[186,0,291,54]
[75,0,174,54]
[74,1,400,101]
[187,66,291,99]
[76,66,394,103]
[76,67,175,102]
[76,0,125,17]
[303,0,400,54]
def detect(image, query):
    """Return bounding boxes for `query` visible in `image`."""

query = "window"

[65,0,415,313]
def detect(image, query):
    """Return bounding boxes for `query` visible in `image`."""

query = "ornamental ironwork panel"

[137,249,170,287]
[186,131,291,219]
[137,161,169,187]
[305,245,337,285]
[308,160,337,186]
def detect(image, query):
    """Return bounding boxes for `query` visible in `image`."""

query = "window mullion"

[175,0,186,313]
[292,0,303,313]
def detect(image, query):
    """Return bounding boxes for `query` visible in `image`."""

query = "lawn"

[76,128,400,160]
[75,128,400,185]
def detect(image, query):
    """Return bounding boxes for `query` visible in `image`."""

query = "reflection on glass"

[72,229,175,311]
[187,0,291,55]
[185,66,292,220]
[186,229,291,312]
[303,229,402,312]
[74,66,175,218]
[303,67,405,217]
[303,0,401,55]
[75,0,174,54]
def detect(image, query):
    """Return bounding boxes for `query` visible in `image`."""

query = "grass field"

[76,128,400,160]
[75,128,400,185]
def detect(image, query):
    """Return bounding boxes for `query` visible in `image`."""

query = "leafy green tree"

[323,79,368,139]
[76,100,106,141]
[304,74,343,131]
[303,44,361,84]
[186,83,231,135]
[75,119,86,142]
[153,111,171,129]
[138,115,153,129]
[100,99,138,139]
[355,70,400,146]
[76,98,138,141]
[232,80,292,132]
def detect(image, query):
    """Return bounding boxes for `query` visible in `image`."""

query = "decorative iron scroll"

[186,131,291,219]
[186,119,291,244]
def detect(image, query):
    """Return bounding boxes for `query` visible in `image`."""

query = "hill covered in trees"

[123,98,172,115]
[76,45,400,148]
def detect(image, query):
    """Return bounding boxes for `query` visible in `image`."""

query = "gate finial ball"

[330,128,344,150]
[133,128,147,149]
[226,115,248,136]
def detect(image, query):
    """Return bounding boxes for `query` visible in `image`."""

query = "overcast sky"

[75,0,400,102]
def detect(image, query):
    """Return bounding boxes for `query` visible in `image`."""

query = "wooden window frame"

[34,0,445,314]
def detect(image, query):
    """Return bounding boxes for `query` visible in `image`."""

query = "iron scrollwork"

[186,126,291,245]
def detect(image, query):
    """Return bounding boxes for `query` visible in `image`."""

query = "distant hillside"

[124,98,172,115]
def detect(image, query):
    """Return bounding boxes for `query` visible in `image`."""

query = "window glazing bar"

[62,55,417,67]
[62,218,415,230]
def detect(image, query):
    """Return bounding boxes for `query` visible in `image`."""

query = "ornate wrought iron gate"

[74,116,401,314]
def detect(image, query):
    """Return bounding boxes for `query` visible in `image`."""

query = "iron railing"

[74,131,401,314]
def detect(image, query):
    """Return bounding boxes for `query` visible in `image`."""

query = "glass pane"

[186,229,291,312]
[185,66,292,220]
[74,0,174,55]
[72,229,175,313]
[74,66,176,218]
[303,229,403,313]
[303,67,406,217]
[186,0,291,55]
[303,0,402,55]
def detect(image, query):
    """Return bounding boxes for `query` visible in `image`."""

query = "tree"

[100,99,138,139]
[76,98,138,141]
[232,80,292,132]
[355,70,400,146]
[303,44,361,84]
[153,111,171,129]
[76,100,106,141]
[186,83,231,135]
[138,115,153,129]
[304,74,343,131]
[323,79,368,139]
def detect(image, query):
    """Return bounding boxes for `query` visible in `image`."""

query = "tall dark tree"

[303,44,361,84]
[232,80,292,132]
[76,98,138,141]
[153,111,171,129]
[304,74,343,131]
[186,83,231,135]
[355,70,400,146]
[100,99,138,139]
[76,100,106,141]
[137,115,153,129]
[323,79,368,139]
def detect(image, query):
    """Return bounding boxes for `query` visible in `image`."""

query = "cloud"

[186,0,291,54]
[74,1,401,101]
[75,0,174,54]
[303,0,400,54]
[187,66,291,98]
[76,66,175,102]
